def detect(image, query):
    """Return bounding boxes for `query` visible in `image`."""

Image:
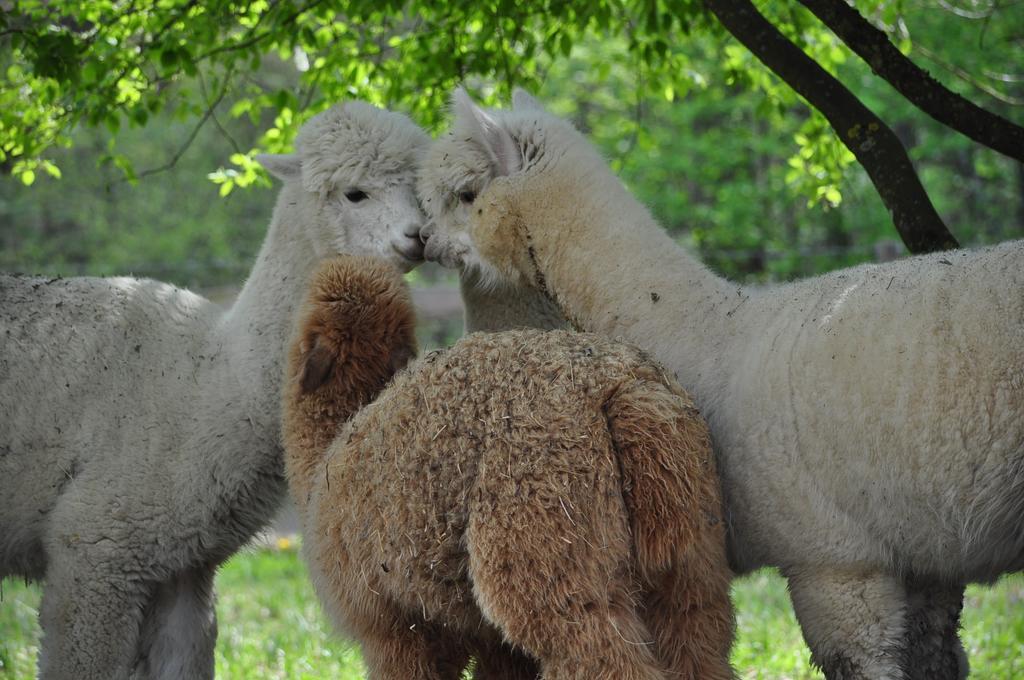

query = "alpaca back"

[715,240,1024,578]
[300,329,725,638]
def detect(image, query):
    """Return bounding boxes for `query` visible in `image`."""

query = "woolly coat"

[283,259,734,680]
[0,101,427,680]
[416,89,1024,680]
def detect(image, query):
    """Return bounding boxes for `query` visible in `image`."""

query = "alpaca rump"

[283,281,735,680]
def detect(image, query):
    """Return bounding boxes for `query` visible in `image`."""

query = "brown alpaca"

[283,257,735,680]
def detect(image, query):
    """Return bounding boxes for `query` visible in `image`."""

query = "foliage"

[537,30,1021,281]
[3,547,1023,678]
[0,99,278,289]
[2,0,1019,195]
[0,0,698,189]
[0,0,1021,287]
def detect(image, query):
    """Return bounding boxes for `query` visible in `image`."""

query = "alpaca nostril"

[419,222,436,246]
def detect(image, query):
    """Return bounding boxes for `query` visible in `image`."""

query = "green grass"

[2,546,1021,678]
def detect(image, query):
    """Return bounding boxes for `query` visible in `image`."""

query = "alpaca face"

[417,88,571,289]
[259,101,430,273]
[317,181,425,273]
[417,93,509,280]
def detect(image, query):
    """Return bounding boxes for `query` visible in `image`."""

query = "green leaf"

[160,48,178,69]
[41,160,61,179]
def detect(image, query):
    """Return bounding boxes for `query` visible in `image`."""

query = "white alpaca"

[458,269,566,332]
[417,88,1024,680]
[0,101,428,680]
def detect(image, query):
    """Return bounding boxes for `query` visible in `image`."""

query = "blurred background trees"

[1,0,1021,342]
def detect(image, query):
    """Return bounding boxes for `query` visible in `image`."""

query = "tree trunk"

[703,0,960,253]
[797,0,1024,164]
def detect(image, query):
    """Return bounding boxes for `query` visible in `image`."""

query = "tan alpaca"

[418,89,1024,679]
[282,256,734,680]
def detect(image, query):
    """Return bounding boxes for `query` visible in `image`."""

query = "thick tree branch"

[913,43,1024,107]
[704,0,960,253]
[797,0,1024,163]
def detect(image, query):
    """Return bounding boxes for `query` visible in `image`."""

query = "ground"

[1,538,1021,679]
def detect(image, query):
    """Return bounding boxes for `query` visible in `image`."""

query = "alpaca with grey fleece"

[417,88,1024,680]
[0,100,427,680]
[458,268,566,333]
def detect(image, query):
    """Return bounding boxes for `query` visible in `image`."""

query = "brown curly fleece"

[283,257,735,680]
[282,253,417,507]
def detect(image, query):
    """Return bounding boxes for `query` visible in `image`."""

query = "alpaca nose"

[419,221,436,246]
[402,219,422,240]
[391,218,424,265]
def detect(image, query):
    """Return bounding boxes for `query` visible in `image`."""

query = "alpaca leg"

[642,534,736,680]
[357,611,468,680]
[37,549,148,680]
[131,566,218,680]
[476,580,664,680]
[785,567,907,680]
[467,501,666,680]
[900,581,967,680]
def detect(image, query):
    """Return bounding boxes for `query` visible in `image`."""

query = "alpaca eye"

[344,189,369,203]
[458,190,476,205]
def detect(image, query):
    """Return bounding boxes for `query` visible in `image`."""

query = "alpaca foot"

[899,579,968,680]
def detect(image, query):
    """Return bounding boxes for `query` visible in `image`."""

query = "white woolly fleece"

[418,88,1020,680]
[0,100,428,680]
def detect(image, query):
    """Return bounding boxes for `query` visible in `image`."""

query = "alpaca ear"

[298,337,337,394]
[512,88,545,113]
[451,87,521,177]
[256,154,302,182]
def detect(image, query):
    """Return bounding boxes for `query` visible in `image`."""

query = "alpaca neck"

[294,390,371,456]
[283,386,369,511]
[166,187,315,546]
[210,186,316,441]
[459,271,567,333]
[519,168,740,400]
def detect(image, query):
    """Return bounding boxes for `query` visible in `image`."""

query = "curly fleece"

[283,256,734,680]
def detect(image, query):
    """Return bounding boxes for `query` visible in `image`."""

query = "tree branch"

[198,69,242,155]
[703,0,960,253]
[797,0,1024,163]
[194,0,330,63]
[914,42,1024,107]
[130,66,233,181]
